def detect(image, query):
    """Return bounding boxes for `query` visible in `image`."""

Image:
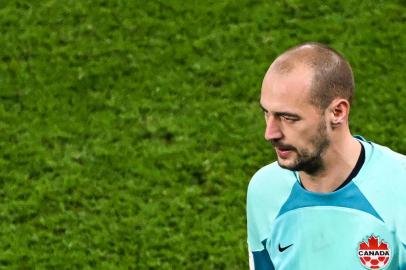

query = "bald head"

[268,42,355,110]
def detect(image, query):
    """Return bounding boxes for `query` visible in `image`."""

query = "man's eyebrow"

[259,104,300,118]
[275,112,301,118]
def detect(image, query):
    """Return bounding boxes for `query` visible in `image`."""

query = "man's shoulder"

[247,162,297,238]
[368,141,406,172]
[356,140,406,209]
[247,162,296,198]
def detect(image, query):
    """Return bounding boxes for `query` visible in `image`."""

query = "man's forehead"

[262,65,313,95]
[261,64,315,111]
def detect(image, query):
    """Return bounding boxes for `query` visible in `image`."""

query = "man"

[247,42,406,270]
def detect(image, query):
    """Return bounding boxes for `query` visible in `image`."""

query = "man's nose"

[264,116,282,141]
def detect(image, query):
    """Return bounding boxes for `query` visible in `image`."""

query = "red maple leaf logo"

[358,235,391,269]
[359,236,389,251]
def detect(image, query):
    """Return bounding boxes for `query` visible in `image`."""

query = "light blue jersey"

[247,138,406,270]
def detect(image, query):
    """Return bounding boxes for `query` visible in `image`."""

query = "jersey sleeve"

[249,247,275,270]
[247,163,296,269]
[247,167,275,270]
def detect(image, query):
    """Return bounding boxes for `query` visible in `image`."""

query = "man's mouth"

[274,145,295,159]
[276,148,291,159]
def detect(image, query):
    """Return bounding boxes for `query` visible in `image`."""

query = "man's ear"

[329,98,350,128]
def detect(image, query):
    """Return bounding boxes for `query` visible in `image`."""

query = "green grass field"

[0,1,405,269]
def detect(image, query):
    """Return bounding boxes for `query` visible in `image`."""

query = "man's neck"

[299,135,362,193]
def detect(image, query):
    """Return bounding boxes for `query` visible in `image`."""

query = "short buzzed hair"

[271,42,355,110]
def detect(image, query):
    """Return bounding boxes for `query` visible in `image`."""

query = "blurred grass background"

[0,0,405,269]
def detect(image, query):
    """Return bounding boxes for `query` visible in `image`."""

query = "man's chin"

[276,158,297,171]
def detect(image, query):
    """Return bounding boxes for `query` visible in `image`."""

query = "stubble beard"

[277,120,330,174]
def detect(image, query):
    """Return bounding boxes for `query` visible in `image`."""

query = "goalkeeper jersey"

[247,137,406,270]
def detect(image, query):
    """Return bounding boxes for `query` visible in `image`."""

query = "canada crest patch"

[358,235,391,269]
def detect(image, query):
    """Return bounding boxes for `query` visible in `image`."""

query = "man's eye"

[282,116,298,122]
